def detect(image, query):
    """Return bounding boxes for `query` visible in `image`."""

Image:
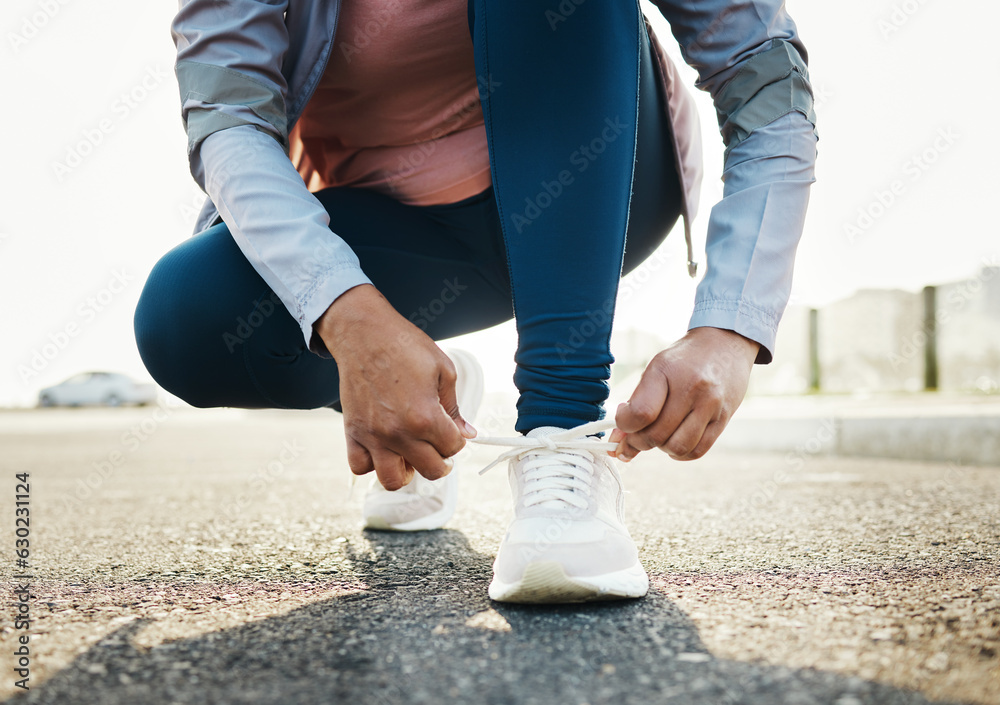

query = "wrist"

[687,326,760,363]
[315,284,390,358]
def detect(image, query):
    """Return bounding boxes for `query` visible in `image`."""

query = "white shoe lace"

[470,419,619,509]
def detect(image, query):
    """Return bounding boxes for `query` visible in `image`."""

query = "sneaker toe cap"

[494,528,639,584]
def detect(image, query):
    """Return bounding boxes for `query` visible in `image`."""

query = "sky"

[0,0,995,408]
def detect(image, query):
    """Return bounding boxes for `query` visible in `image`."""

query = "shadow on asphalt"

[10,530,964,705]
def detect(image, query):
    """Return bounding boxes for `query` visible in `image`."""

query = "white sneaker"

[475,420,648,603]
[362,348,484,531]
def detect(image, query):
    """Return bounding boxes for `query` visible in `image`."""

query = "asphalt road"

[1,405,997,705]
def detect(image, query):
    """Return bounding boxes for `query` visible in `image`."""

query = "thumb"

[615,366,669,433]
[438,370,477,439]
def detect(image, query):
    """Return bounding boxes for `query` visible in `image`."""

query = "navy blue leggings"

[135,1,682,432]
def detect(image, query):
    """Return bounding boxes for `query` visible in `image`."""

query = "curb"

[717,406,1000,467]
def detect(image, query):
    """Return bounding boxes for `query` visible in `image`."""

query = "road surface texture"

[1,405,997,704]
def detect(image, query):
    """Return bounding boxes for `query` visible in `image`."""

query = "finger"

[607,427,625,458]
[661,404,715,460]
[438,361,477,439]
[346,437,375,476]
[371,449,413,491]
[614,438,643,463]
[624,377,701,456]
[407,402,467,460]
[393,438,454,482]
[616,402,709,463]
[682,419,725,461]
[616,369,669,434]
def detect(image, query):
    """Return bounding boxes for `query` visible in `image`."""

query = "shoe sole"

[488,560,649,604]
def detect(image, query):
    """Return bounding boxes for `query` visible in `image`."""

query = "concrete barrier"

[717,397,1000,466]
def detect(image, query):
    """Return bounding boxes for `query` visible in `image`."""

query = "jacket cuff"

[689,300,777,364]
[301,270,374,358]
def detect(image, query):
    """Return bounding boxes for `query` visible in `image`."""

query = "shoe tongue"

[526,426,566,439]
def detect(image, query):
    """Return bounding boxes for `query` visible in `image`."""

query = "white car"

[38,372,159,408]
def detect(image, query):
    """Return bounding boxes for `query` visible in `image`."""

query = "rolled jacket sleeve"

[689,113,816,363]
[199,126,372,353]
[172,0,371,353]
[651,0,819,363]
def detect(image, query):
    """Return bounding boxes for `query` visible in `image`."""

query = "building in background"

[748,265,1000,396]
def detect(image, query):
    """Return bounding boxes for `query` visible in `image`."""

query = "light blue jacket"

[172,0,817,362]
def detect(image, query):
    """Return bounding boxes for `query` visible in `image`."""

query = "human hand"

[315,285,476,490]
[609,327,759,461]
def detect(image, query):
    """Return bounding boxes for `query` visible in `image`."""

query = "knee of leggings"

[133,255,210,408]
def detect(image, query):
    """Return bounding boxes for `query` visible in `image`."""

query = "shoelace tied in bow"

[470,419,619,510]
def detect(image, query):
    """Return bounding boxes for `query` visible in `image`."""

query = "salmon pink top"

[291,0,492,206]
